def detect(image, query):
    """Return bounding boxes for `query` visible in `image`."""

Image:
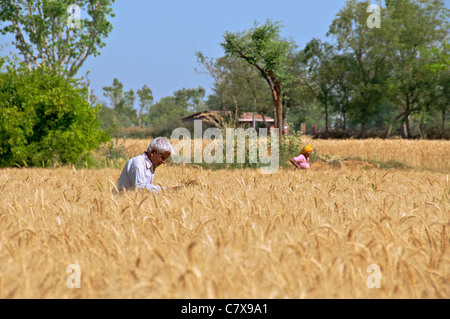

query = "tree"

[423,42,449,71]
[221,19,296,146]
[101,78,138,129]
[0,0,115,77]
[174,87,206,112]
[281,50,324,134]
[330,53,357,131]
[328,0,390,138]
[146,87,206,137]
[0,64,109,167]
[196,53,272,119]
[421,42,450,137]
[301,38,339,137]
[137,84,153,127]
[102,77,123,109]
[383,0,449,138]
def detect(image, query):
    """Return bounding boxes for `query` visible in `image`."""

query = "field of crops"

[0,138,448,298]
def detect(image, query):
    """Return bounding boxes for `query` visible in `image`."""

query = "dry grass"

[114,137,450,172]
[300,137,450,172]
[0,138,449,298]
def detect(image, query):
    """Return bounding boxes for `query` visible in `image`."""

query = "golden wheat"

[113,137,450,172]
[0,138,449,299]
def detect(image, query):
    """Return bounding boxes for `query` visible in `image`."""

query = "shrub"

[0,65,110,167]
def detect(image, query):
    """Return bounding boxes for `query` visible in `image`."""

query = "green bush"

[0,65,110,167]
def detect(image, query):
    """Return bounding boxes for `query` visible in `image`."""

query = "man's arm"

[144,184,163,192]
[129,159,163,192]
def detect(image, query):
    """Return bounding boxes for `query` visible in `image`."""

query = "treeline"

[1,0,448,170]
[95,78,207,138]
[98,0,448,140]
[196,0,449,139]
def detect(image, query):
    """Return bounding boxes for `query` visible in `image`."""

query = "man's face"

[149,150,171,168]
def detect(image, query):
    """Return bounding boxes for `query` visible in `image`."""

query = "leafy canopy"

[0,0,115,77]
[0,63,109,167]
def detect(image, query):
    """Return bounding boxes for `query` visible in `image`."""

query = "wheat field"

[0,138,449,298]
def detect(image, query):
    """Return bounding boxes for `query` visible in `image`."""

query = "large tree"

[145,87,205,137]
[383,0,449,138]
[327,0,390,138]
[102,78,138,129]
[0,0,115,77]
[221,19,296,146]
[420,42,450,138]
[137,84,153,127]
[301,38,339,138]
[330,53,357,132]
[196,52,272,120]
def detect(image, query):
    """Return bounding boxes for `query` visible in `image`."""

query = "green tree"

[196,53,272,121]
[174,87,206,112]
[137,84,153,127]
[330,53,357,131]
[383,0,449,138]
[146,87,206,136]
[328,0,390,138]
[101,78,138,129]
[221,19,296,146]
[0,0,115,77]
[282,50,323,134]
[423,42,449,72]
[301,38,339,137]
[421,42,450,137]
[102,77,123,109]
[0,64,109,167]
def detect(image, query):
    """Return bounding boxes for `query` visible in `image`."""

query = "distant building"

[182,111,274,129]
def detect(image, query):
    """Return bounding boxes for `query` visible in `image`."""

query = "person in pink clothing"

[289,144,313,169]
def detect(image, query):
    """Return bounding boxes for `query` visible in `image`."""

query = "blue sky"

[2,0,449,106]
[80,0,350,103]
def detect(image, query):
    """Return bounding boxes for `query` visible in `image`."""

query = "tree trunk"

[419,114,425,139]
[385,110,408,139]
[405,114,412,138]
[401,121,407,138]
[384,123,393,139]
[361,122,366,139]
[324,99,329,139]
[343,112,347,132]
[442,110,446,139]
[271,83,283,147]
[139,108,143,128]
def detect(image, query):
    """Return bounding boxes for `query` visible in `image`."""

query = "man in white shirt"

[115,137,175,193]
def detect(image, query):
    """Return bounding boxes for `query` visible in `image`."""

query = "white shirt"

[116,152,164,193]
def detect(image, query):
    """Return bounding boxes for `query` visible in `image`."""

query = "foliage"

[327,0,390,138]
[0,64,109,167]
[282,130,303,158]
[196,53,273,116]
[0,0,115,77]
[137,84,153,127]
[145,87,206,137]
[99,78,138,133]
[221,19,297,145]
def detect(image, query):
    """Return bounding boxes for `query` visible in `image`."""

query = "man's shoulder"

[125,153,144,165]
[129,153,152,168]
[130,152,146,160]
